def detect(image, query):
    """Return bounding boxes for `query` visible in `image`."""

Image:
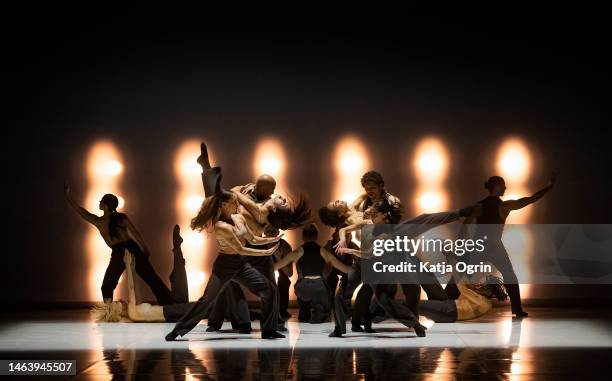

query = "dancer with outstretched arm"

[65,183,175,305]
[470,172,557,318]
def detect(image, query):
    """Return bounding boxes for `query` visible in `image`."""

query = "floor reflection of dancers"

[273,223,351,323]
[166,143,310,341]
[65,183,175,305]
[472,172,557,318]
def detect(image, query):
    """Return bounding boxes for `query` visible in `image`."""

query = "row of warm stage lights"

[85,136,533,301]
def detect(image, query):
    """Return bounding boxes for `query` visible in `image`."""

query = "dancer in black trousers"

[65,183,175,305]
[273,224,351,323]
[470,172,557,318]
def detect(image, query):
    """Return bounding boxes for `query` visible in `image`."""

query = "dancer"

[91,225,194,322]
[332,201,426,337]
[166,143,309,341]
[65,183,175,305]
[419,273,508,322]
[470,172,557,318]
[273,223,351,323]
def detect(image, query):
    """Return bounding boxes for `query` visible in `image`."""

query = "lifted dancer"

[65,183,175,305]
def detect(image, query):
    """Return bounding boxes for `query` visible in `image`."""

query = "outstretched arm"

[215,222,279,256]
[124,253,141,320]
[336,247,368,258]
[233,215,282,246]
[273,247,303,270]
[503,172,557,211]
[320,248,352,273]
[64,182,98,224]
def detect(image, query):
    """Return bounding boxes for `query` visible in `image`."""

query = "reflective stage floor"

[1,307,611,380]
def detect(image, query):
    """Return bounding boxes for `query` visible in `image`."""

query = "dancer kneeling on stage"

[274,223,351,323]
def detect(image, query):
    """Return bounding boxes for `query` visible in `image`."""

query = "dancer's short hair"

[484,176,505,192]
[268,193,312,230]
[90,301,126,323]
[361,170,384,187]
[100,194,125,239]
[318,205,346,228]
[302,223,319,241]
[468,275,508,301]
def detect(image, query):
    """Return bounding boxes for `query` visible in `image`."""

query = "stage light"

[497,138,531,184]
[174,140,209,299]
[254,138,286,182]
[333,136,371,203]
[413,137,449,214]
[416,189,449,213]
[413,137,448,185]
[85,141,124,301]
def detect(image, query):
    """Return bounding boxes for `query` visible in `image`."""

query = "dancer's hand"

[334,239,347,252]
[240,183,255,195]
[123,252,132,266]
[336,247,352,254]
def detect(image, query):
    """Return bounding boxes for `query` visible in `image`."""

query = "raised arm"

[320,247,352,273]
[349,193,368,210]
[64,182,98,224]
[503,172,557,211]
[273,247,303,270]
[123,253,143,321]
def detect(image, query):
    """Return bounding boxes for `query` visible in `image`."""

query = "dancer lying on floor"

[272,223,351,323]
[419,271,508,322]
[91,225,250,330]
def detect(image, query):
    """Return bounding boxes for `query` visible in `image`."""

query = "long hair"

[190,192,234,232]
[318,204,346,228]
[101,194,124,239]
[90,302,125,322]
[268,193,312,230]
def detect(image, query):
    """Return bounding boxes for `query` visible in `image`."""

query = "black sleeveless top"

[475,196,506,240]
[476,196,507,224]
[297,241,326,277]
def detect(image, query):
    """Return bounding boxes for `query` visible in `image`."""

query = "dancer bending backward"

[166,146,310,341]
[273,223,351,323]
[469,172,557,318]
[65,183,175,305]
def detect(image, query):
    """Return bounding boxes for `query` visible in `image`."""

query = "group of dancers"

[65,142,557,340]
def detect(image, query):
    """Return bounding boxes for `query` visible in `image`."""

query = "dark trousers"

[333,262,370,333]
[294,278,330,323]
[277,272,291,314]
[162,246,195,322]
[419,299,458,323]
[486,242,523,313]
[171,254,278,336]
[102,239,174,304]
[206,282,251,329]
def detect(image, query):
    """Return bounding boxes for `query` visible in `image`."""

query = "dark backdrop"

[4,14,610,303]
